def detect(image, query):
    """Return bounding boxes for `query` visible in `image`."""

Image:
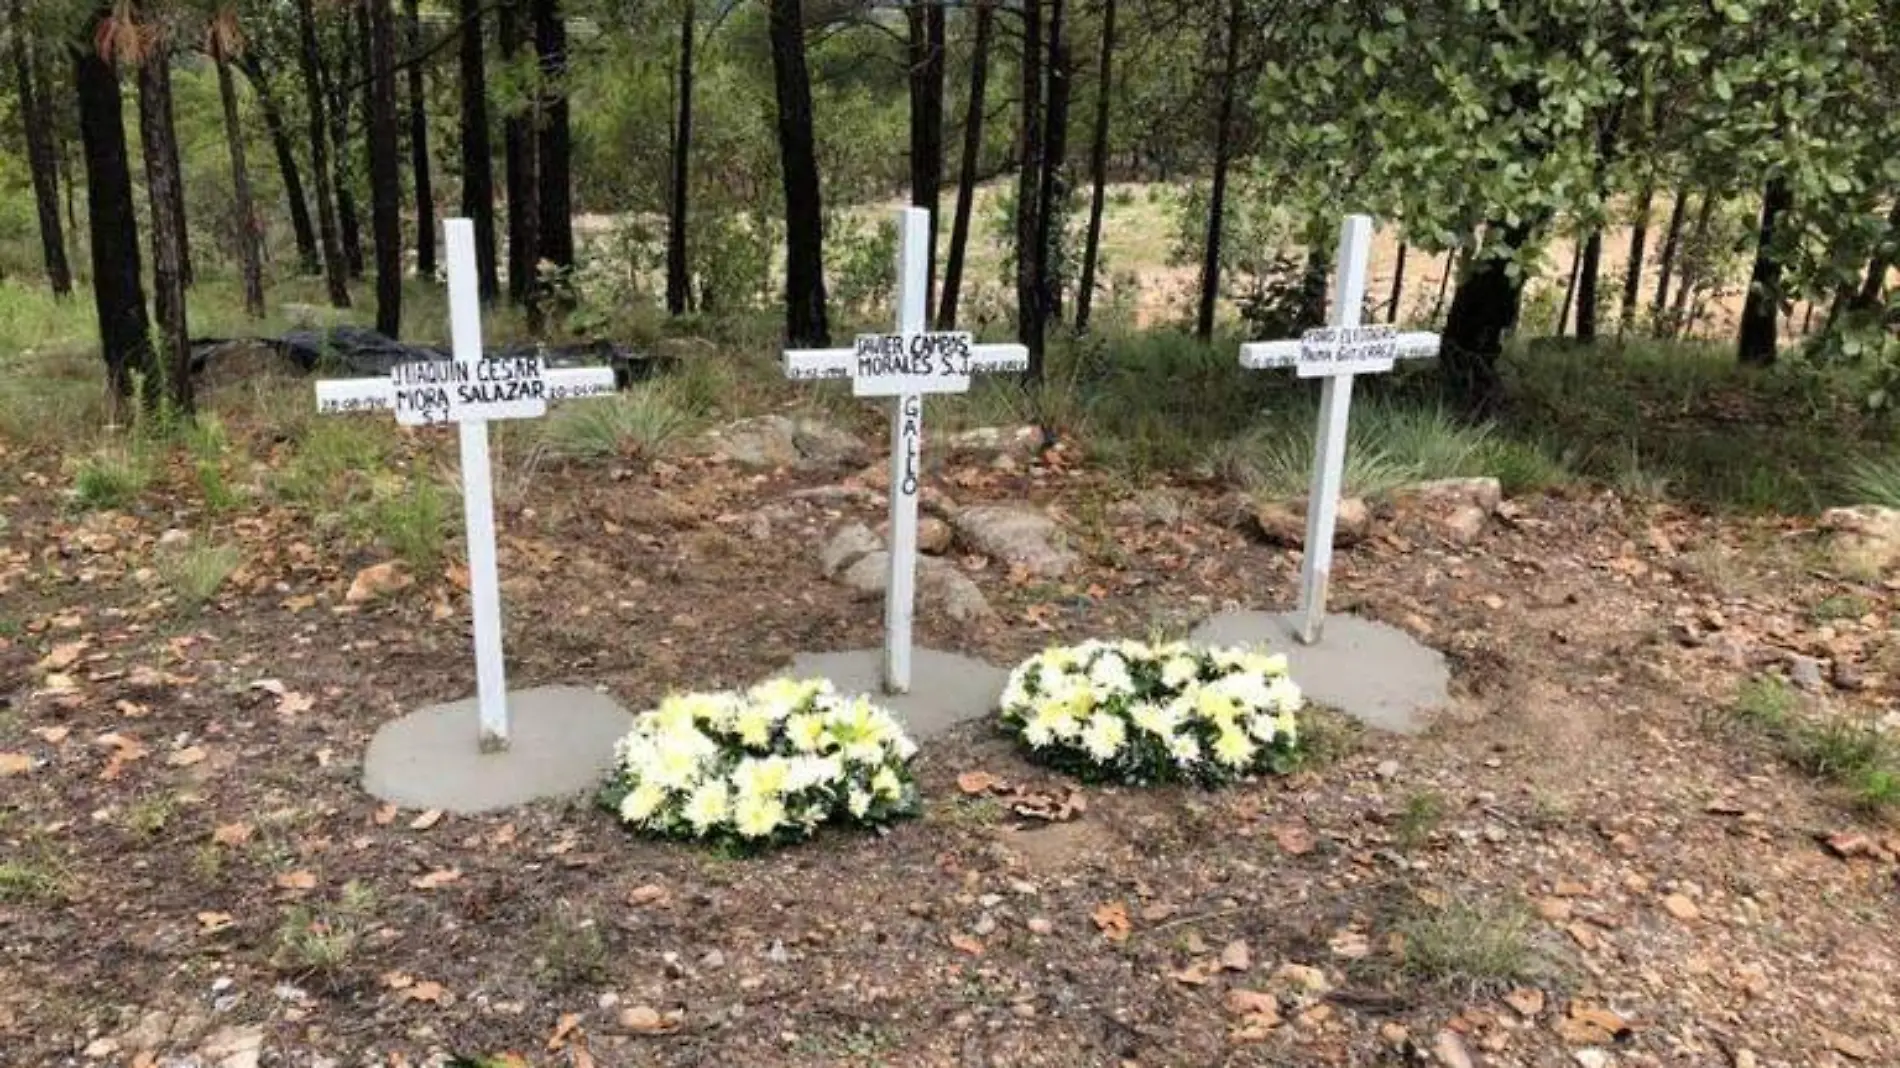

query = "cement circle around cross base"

[361,685,634,814]
[776,648,1008,741]
[1187,610,1448,733]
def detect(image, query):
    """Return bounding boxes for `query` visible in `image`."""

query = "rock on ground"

[1251,496,1370,547]
[1820,505,1900,575]
[938,425,1044,460]
[702,415,865,470]
[820,523,883,579]
[878,515,954,555]
[1388,477,1502,544]
[837,551,993,622]
[345,561,412,604]
[951,504,1080,578]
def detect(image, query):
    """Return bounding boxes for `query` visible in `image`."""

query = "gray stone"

[1252,497,1370,547]
[1437,504,1490,544]
[361,685,633,814]
[836,552,993,622]
[1788,654,1826,692]
[820,523,883,578]
[939,425,1042,459]
[952,504,1080,577]
[705,415,864,470]
[879,515,954,555]
[1109,489,1187,527]
[1188,611,1449,733]
[779,648,1008,740]
[1821,505,1900,575]
[1390,477,1502,514]
[199,1025,264,1068]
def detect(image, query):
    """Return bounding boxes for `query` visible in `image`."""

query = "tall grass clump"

[540,381,697,461]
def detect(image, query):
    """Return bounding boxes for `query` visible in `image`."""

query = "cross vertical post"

[443,220,512,751]
[884,208,930,693]
[1298,215,1372,644]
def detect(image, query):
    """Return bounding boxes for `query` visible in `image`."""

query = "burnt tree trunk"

[10,2,72,296]
[1556,241,1582,337]
[367,0,403,337]
[75,7,155,407]
[533,0,573,276]
[905,0,945,311]
[406,0,436,277]
[136,49,192,410]
[936,0,991,329]
[1574,230,1603,340]
[1441,223,1532,416]
[323,7,365,278]
[1618,182,1652,337]
[296,0,351,306]
[500,0,539,308]
[458,0,499,300]
[767,0,830,346]
[1195,0,1243,342]
[1073,0,1114,332]
[1668,191,1716,338]
[665,0,694,315]
[1856,197,1899,307]
[1036,0,1070,324]
[213,52,266,318]
[1651,188,1689,330]
[239,55,320,275]
[1014,0,1044,375]
[1430,247,1460,324]
[1738,177,1792,366]
[1386,241,1406,322]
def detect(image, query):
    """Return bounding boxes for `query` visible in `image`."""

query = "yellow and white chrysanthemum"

[618,781,668,824]
[682,779,731,833]
[1161,654,1200,689]
[1129,701,1179,738]
[1212,727,1256,768]
[1081,713,1127,762]
[1088,652,1135,695]
[871,766,905,801]
[731,756,792,800]
[785,713,828,753]
[1168,732,1203,766]
[1267,676,1303,715]
[733,793,787,838]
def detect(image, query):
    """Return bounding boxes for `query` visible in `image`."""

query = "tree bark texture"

[1036,0,1070,324]
[665,0,695,315]
[905,0,945,312]
[936,0,991,329]
[1618,183,1652,337]
[213,52,266,318]
[500,0,539,306]
[1738,177,1792,366]
[74,8,156,405]
[1074,0,1114,332]
[295,0,351,306]
[767,0,830,346]
[1196,0,1243,341]
[457,0,499,300]
[533,0,574,272]
[10,1,72,296]
[1441,223,1532,416]
[368,0,404,337]
[239,55,320,275]
[137,50,193,410]
[406,0,436,277]
[1651,188,1689,329]
[1014,0,1044,375]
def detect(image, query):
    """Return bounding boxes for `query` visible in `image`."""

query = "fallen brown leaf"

[547,1012,582,1051]
[1091,901,1131,943]
[1169,962,1213,986]
[1220,940,1252,972]
[196,911,235,933]
[166,746,207,768]
[628,883,668,907]
[373,803,398,826]
[0,752,32,777]
[956,770,1003,795]
[1504,987,1546,1017]
[212,822,253,847]
[616,1005,681,1035]
[949,932,986,956]
[403,980,446,1004]
[411,868,462,890]
[275,870,318,892]
[30,726,69,744]
[1272,823,1316,856]
[37,641,87,673]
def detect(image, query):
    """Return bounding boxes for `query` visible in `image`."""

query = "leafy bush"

[998,640,1304,787]
[601,679,921,848]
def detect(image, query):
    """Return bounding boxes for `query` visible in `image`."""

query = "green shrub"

[72,447,152,510]
[540,383,696,461]
[366,477,451,573]
[157,542,242,610]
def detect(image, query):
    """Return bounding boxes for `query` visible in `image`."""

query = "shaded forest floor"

[2,334,1899,1067]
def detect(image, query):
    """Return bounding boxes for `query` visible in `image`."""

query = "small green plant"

[1812,593,1874,623]
[274,420,387,507]
[1841,454,1900,509]
[157,543,242,610]
[533,905,609,989]
[539,384,695,462]
[366,478,451,573]
[1395,899,1555,993]
[1394,790,1448,850]
[273,881,376,976]
[71,447,152,510]
[1732,676,1795,730]
[0,858,66,904]
[124,793,180,837]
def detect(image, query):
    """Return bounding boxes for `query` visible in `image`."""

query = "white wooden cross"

[313,218,616,752]
[783,206,1028,694]
[1239,214,1441,645]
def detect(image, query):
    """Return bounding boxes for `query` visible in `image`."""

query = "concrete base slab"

[778,648,1007,740]
[362,685,633,814]
[1188,611,1447,733]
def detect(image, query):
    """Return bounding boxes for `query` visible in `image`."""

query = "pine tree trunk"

[533,0,574,275]
[1386,241,1406,323]
[239,55,320,276]
[1014,0,1045,375]
[1618,182,1653,337]
[1738,177,1791,366]
[1856,197,1899,307]
[1296,242,1328,328]
[1651,189,1689,330]
[936,0,991,329]
[1195,0,1243,342]
[1430,248,1459,324]
[1441,223,1531,416]
[214,55,266,319]
[296,0,352,307]
[406,0,436,277]
[457,0,499,300]
[665,0,694,315]
[137,51,192,411]
[1037,0,1070,325]
[75,7,156,408]
[1556,241,1582,337]
[1668,192,1715,339]
[1073,0,1114,332]
[500,0,539,307]
[768,0,829,346]
[906,0,945,311]
[368,0,403,337]
[1575,230,1603,341]
[10,1,72,296]
[323,10,365,279]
